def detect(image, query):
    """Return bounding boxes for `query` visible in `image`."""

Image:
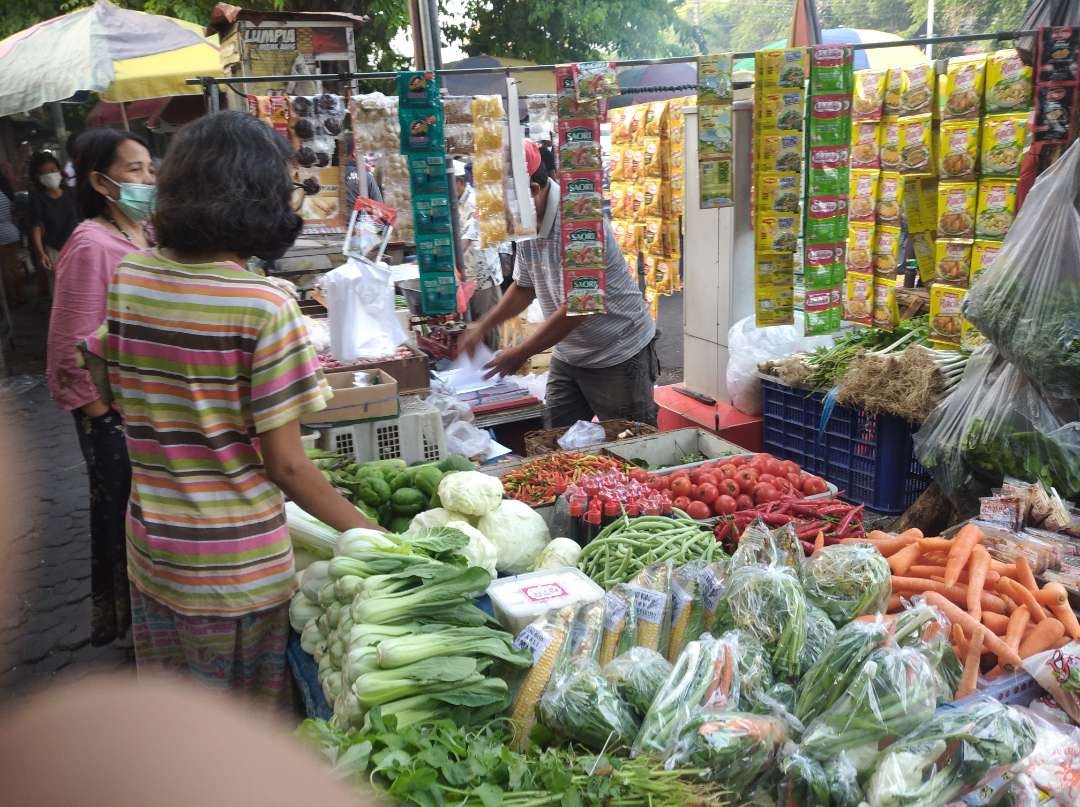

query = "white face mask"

[39,172,62,190]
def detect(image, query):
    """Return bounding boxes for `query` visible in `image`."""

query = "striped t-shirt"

[89,249,330,617]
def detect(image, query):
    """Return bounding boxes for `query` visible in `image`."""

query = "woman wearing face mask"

[28,151,80,294]
[46,128,155,647]
[85,111,379,703]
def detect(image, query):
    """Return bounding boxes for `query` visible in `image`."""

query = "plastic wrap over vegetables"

[728,518,803,571]
[780,746,864,807]
[799,603,837,677]
[722,564,807,681]
[538,658,639,750]
[633,633,742,758]
[796,607,938,725]
[864,698,1035,807]
[964,138,1080,398]
[720,630,775,714]
[664,709,788,790]
[801,543,892,624]
[914,345,1080,504]
[799,645,937,771]
[602,647,672,719]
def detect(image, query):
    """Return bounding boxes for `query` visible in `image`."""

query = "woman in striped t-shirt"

[90,111,380,705]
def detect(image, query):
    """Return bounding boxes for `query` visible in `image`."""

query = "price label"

[632,586,667,625]
[513,625,554,664]
[700,568,724,612]
[602,591,628,631]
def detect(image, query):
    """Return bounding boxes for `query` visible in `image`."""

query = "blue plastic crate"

[760,376,932,513]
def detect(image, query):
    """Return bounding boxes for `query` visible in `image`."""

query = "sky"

[391,0,469,64]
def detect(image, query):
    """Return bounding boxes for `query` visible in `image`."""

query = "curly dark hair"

[153,111,302,260]
[73,128,152,219]
[28,151,62,191]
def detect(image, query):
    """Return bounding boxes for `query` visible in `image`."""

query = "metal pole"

[926,0,936,60]
[408,0,425,69]
[426,0,443,71]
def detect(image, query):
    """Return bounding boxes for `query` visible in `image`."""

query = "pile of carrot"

[847,523,1079,700]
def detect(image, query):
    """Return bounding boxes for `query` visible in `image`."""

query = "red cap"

[524,139,541,176]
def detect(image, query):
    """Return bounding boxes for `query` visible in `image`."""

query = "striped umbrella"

[0,0,220,118]
[733,28,929,73]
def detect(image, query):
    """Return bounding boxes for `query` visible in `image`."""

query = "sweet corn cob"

[570,601,604,662]
[598,617,625,666]
[509,609,572,751]
[631,562,672,653]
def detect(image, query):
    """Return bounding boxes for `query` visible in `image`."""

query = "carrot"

[919,537,954,553]
[1004,605,1030,654]
[886,594,904,612]
[893,576,1007,613]
[856,613,897,623]
[956,628,984,699]
[924,592,1022,671]
[951,623,969,659]
[1049,601,1080,641]
[981,611,1010,634]
[1018,617,1066,658]
[944,523,983,587]
[998,577,1047,623]
[846,532,918,556]
[814,530,825,553]
[887,542,921,575]
[719,644,734,697]
[966,546,991,622]
[990,559,1019,579]
[1035,582,1069,608]
[1015,556,1038,592]
[908,564,948,578]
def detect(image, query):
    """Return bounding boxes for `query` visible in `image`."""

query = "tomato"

[753,483,781,504]
[779,460,800,477]
[686,500,712,520]
[729,455,749,467]
[629,467,649,483]
[648,476,668,491]
[749,454,769,470]
[735,494,754,510]
[671,470,690,481]
[717,478,740,498]
[718,463,738,479]
[697,483,719,504]
[802,476,829,495]
[673,495,692,512]
[669,476,693,497]
[689,469,706,485]
[735,468,759,493]
[757,473,778,487]
[765,459,784,477]
[786,472,802,490]
[713,494,737,515]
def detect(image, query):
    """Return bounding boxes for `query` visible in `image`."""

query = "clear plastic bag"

[864,697,1036,806]
[1010,704,1080,805]
[799,645,937,770]
[800,543,892,625]
[538,658,639,751]
[321,257,407,363]
[964,138,1080,397]
[556,419,606,451]
[444,421,491,460]
[664,708,788,789]
[779,746,864,807]
[721,564,807,682]
[602,647,672,718]
[1020,640,1080,724]
[799,603,836,678]
[914,344,1080,505]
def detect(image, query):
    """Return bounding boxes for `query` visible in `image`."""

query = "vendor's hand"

[38,251,52,271]
[483,346,526,379]
[457,323,486,358]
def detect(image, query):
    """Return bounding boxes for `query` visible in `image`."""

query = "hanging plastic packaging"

[964,139,1080,397]
[320,257,407,363]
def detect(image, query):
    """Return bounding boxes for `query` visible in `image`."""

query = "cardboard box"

[301,369,399,426]
[324,347,430,394]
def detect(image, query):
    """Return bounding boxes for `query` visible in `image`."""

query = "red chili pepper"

[836,504,864,535]
[760,513,794,526]
[796,521,826,539]
[800,539,816,555]
[714,519,733,541]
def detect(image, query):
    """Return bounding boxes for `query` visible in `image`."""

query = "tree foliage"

[445,0,698,62]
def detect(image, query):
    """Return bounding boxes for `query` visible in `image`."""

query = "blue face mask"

[100,174,156,221]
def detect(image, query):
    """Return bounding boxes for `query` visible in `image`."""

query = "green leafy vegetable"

[801,543,892,625]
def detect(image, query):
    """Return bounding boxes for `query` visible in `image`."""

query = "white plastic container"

[486,567,604,634]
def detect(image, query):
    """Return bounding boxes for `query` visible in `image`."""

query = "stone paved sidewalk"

[1,294,132,700]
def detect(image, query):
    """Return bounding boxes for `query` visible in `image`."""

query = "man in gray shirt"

[459,141,658,426]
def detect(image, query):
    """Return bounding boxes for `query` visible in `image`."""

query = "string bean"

[579,514,724,588]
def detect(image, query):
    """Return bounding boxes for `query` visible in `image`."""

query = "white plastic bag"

[321,257,406,363]
[725,313,835,415]
[445,420,492,459]
[557,420,606,451]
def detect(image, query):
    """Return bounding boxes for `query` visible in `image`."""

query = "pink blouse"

[46,220,146,411]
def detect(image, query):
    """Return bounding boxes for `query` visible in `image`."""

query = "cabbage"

[444,520,498,577]
[477,499,551,575]
[407,508,479,532]
[437,471,504,517]
[532,537,581,571]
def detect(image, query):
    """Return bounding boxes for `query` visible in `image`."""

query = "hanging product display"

[556,62,617,317]
[753,47,806,327]
[472,94,510,248]
[696,52,734,208]
[352,91,415,243]
[1034,27,1080,145]
[803,44,853,335]
[397,70,455,315]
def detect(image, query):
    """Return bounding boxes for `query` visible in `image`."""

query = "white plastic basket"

[319,395,445,464]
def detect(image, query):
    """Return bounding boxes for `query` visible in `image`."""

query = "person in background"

[343,132,383,212]
[455,159,504,349]
[46,128,156,647]
[87,111,380,704]
[459,140,658,426]
[0,175,23,307]
[28,151,80,294]
[62,131,82,188]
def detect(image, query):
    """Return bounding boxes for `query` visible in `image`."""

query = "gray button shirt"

[513,178,655,369]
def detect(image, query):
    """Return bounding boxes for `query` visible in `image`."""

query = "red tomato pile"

[634,453,830,521]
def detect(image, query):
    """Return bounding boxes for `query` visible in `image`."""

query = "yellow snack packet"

[641,136,664,178]
[850,121,881,169]
[934,239,973,286]
[937,182,978,240]
[910,231,936,284]
[872,276,899,331]
[756,213,800,253]
[975,179,1017,240]
[980,114,1029,178]
[873,224,902,278]
[756,172,802,215]
[938,119,980,180]
[942,54,986,120]
[920,180,938,228]
[899,114,933,176]
[853,69,886,121]
[904,179,925,232]
[883,67,903,116]
[759,132,803,173]
[900,63,934,116]
[985,49,1033,114]
[929,284,967,348]
[843,271,875,326]
[848,169,880,222]
[846,221,876,272]
[879,117,902,171]
[755,283,795,326]
[756,252,795,286]
[876,172,904,225]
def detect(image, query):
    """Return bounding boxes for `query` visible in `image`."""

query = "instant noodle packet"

[758,89,806,132]
[879,117,901,171]
[899,113,933,176]
[755,252,794,286]
[755,282,795,326]
[873,224,902,278]
[872,277,899,330]
[943,54,986,120]
[853,69,886,121]
[900,63,935,116]
[848,169,879,222]
[934,239,973,286]
[884,67,903,116]
[756,213,800,253]
[929,284,966,348]
[938,119,980,180]
[975,179,1017,240]
[846,221,876,272]
[985,49,1033,113]
[970,239,1002,284]
[756,172,801,214]
[876,171,904,225]
[936,182,978,239]
[850,121,881,168]
[911,231,936,283]
[761,49,808,88]
[844,271,875,326]
[980,114,1029,178]
[758,132,803,173]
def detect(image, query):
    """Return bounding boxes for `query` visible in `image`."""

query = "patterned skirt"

[129,584,292,709]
